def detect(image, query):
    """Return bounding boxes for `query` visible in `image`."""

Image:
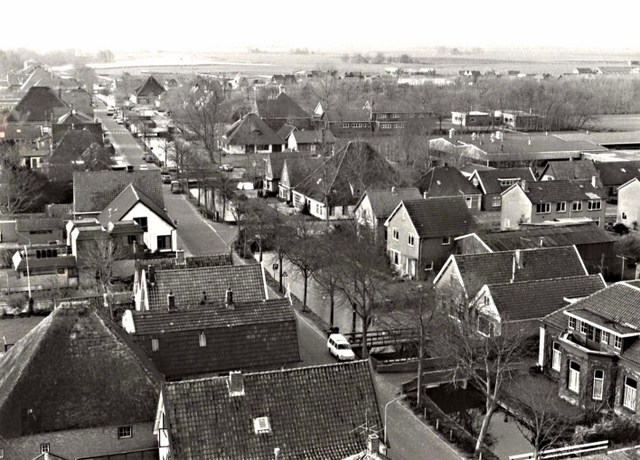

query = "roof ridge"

[487,273,602,288]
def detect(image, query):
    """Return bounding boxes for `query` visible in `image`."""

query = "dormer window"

[614,335,622,349]
[601,331,610,345]
[253,416,272,434]
[199,332,207,347]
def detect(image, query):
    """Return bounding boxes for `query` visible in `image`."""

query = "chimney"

[167,290,175,311]
[515,248,522,269]
[200,290,207,306]
[225,287,234,309]
[391,186,396,195]
[228,371,244,396]
[147,265,156,287]
[127,165,134,172]
[423,191,428,199]
[367,434,381,455]
[591,175,597,188]
[175,249,185,265]
[520,179,527,191]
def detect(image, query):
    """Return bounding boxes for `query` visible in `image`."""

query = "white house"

[617,177,640,227]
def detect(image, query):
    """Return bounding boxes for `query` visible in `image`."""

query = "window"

[569,317,577,330]
[552,342,561,371]
[392,228,399,240]
[568,360,581,393]
[253,416,272,434]
[407,234,415,246]
[601,331,610,345]
[118,426,133,439]
[157,235,172,250]
[41,444,50,453]
[390,250,400,266]
[593,370,604,401]
[442,236,451,245]
[586,323,595,341]
[588,200,602,211]
[556,201,567,212]
[381,123,393,129]
[379,113,387,119]
[127,235,138,245]
[199,332,207,347]
[536,202,551,214]
[580,321,588,334]
[624,376,637,411]
[151,338,159,352]
[622,212,628,220]
[615,335,622,349]
[133,217,148,232]
[492,196,501,208]
[341,123,350,128]
[572,201,583,212]
[390,113,400,119]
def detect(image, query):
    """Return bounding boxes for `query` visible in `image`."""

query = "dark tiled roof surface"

[292,129,336,144]
[147,265,266,311]
[266,152,313,180]
[16,217,64,232]
[523,180,605,203]
[97,184,174,228]
[15,255,76,271]
[0,123,43,141]
[362,187,422,221]
[474,168,535,194]
[324,108,371,123]
[163,360,381,459]
[11,86,68,122]
[223,113,284,146]
[0,305,162,437]
[73,170,163,214]
[453,246,587,299]
[57,109,93,124]
[51,128,103,161]
[257,92,310,119]
[281,156,324,187]
[594,161,640,186]
[135,76,166,97]
[400,197,475,239]
[131,298,299,377]
[486,274,605,322]
[277,124,296,139]
[52,122,102,145]
[542,160,599,181]
[418,166,481,197]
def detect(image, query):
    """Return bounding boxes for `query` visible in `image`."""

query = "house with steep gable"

[8,86,68,124]
[617,177,640,227]
[219,112,284,154]
[417,165,482,211]
[131,76,166,106]
[154,360,382,460]
[468,167,536,211]
[256,88,312,131]
[263,151,312,196]
[593,160,640,200]
[354,187,421,242]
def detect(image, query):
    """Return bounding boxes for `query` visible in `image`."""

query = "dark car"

[161,173,172,184]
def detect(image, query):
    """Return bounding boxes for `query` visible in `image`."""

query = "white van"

[327,334,355,361]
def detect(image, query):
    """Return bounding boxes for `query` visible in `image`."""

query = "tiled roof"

[146,265,266,311]
[163,360,381,459]
[56,109,93,124]
[73,170,164,214]
[594,161,640,186]
[485,274,605,322]
[60,87,93,111]
[452,246,588,299]
[135,76,166,97]
[479,223,616,251]
[16,217,64,232]
[0,305,162,437]
[257,92,310,119]
[398,197,475,239]
[521,179,605,203]
[10,86,67,122]
[266,152,313,180]
[97,184,174,228]
[0,123,44,141]
[418,165,481,197]
[134,254,232,273]
[541,160,599,182]
[223,113,284,146]
[131,298,299,377]
[281,156,324,187]
[15,255,76,271]
[19,68,60,93]
[51,128,103,161]
[324,108,372,123]
[277,124,296,139]
[52,122,102,145]
[360,187,421,221]
[473,168,535,194]
[0,316,45,348]
[292,129,336,144]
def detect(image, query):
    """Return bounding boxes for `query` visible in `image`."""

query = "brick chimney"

[167,290,175,311]
[367,433,381,455]
[225,287,234,309]
[228,371,244,396]
[200,290,207,306]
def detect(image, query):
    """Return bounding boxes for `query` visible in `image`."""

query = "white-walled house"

[618,178,640,227]
[219,113,284,154]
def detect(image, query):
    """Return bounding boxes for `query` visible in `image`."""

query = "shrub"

[573,415,640,446]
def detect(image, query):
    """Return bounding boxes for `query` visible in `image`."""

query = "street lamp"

[384,394,407,447]
[23,244,32,300]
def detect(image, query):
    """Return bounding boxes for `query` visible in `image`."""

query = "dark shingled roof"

[135,75,166,97]
[266,151,313,180]
[16,217,64,232]
[162,360,381,459]
[147,265,266,312]
[358,187,422,222]
[594,161,640,187]
[281,156,325,187]
[0,305,162,437]
[222,113,284,146]
[15,255,76,271]
[418,165,481,197]
[451,246,588,299]
[277,124,296,139]
[52,122,102,145]
[130,298,300,377]
[257,92,310,119]
[73,170,164,214]
[56,109,93,124]
[291,129,336,144]
[485,274,605,322]
[395,197,475,239]
[51,128,103,161]
[10,86,68,122]
[97,184,174,228]
[522,179,605,203]
[472,167,536,194]
[541,160,599,182]
[324,108,371,123]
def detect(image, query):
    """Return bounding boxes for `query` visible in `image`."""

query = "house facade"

[418,165,482,212]
[219,113,284,154]
[468,167,536,211]
[617,178,640,227]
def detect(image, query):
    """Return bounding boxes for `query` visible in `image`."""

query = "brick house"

[500,179,606,230]
[538,281,640,416]
[384,197,475,279]
[417,165,482,212]
[468,167,536,211]
[154,360,382,460]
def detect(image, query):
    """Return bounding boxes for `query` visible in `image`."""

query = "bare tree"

[0,145,44,214]
[312,232,343,327]
[243,198,279,262]
[285,215,319,311]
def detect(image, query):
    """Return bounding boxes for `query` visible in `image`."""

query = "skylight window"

[253,416,272,434]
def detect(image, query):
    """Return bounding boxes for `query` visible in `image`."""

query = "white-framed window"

[390,249,400,266]
[568,360,581,393]
[392,228,399,240]
[118,426,133,439]
[442,236,451,245]
[569,317,577,330]
[381,123,393,129]
[580,321,588,334]
[408,234,415,246]
[133,217,148,232]
[615,335,622,349]
[151,338,159,352]
[341,123,350,128]
[465,197,473,208]
[552,342,561,371]
[199,332,207,347]
[41,444,50,453]
[601,331,610,345]
[593,369,604,401]
[588,200,602,211]
[390,113,400,119]
[378,113,387,119]
[492,196,501,207]
[536,202,551,214]
[556,201,567,212]
[624,376,637,411]
[572,201,583,212]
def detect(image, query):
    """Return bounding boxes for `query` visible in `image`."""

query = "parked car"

[143,154,155,163]
[327,334,355,361]
[115,117,124,124]
[161,173,172,184]
[106,107,115,116]
[219,164,234,172]
[170,181,183,194]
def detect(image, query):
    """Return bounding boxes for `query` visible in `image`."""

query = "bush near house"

[573,416,640,447]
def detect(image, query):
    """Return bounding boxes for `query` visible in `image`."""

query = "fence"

[509,440,608,459]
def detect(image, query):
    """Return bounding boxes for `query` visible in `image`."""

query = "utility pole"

[617,254,634,281]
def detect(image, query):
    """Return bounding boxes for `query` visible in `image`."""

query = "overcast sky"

[6,0,640,53]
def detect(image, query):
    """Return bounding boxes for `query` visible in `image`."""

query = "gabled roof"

[418,165,481,197]
[540,160,599,182]
[52,128,103,161]
[10,86,68,122]
[56,109,93,124]
[594,160,640,186]
[324,108,371,123]
[222,113,284,146]
[135,75,166,97]
[388,197,475,239]
[0,305,162,437]
[73,170,164,214]
[146,264,267,311]
[19,67,60,92]
[356,187,422,221]
[60,87,93,111]
[277,124,296,140]
[52,122,102,145]
[512,179,605,203]
[257,92,310,119]
[281,155,325,187]
[97,183,174,228]
[292,129,336,144]
[440,246,588,300]
[0,123,44,141]
[266,151,313,180]
[471,167,535,194]
[482,274,605,322]
[16,217,64,232]
[162,360,381,459]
